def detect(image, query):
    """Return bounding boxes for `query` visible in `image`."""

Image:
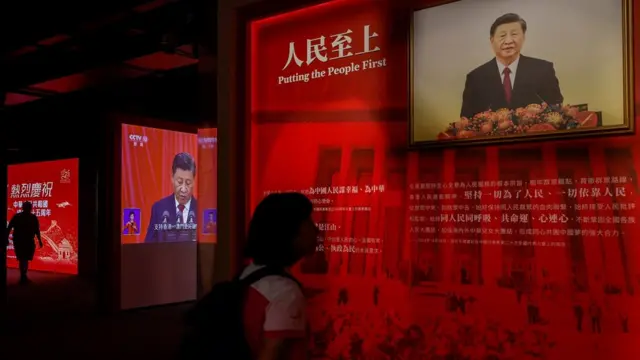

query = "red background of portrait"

[6,159,79,275]
[197,128,218,243]
[120,124,198,244]
[249,0,640,358]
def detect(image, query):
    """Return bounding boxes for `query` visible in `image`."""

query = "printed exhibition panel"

[7,158,79,275]
[249,0,640,358]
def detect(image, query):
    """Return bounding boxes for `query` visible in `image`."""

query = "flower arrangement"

[438,103,597,140]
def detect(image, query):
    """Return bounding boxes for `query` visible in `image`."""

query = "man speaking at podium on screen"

[144,152,198,243]
[460,13,564,119]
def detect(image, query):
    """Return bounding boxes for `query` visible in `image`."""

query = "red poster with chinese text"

[249,0,640,359]
[6,159,79,275]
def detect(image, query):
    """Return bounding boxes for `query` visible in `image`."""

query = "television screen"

[121,125,199,244]
[120,124,198,309]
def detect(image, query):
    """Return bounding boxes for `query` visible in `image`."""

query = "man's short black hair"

[172,152,196,177]
[22,201,32,212]
[490,13,527,37]
[244,192,313,268]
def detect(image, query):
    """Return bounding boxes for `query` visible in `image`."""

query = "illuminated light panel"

[4,92,40,106]
[9,46,38,57]
[37,34,71,46]
[30,65,150,93]
[124,50,198,71]
[133,0,171,13]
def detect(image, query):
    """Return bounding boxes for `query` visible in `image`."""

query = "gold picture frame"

[408,0,635,149]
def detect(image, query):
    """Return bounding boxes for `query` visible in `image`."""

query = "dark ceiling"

[2,0,214,109]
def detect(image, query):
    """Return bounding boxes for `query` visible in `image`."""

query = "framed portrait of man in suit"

[409,0,635,147]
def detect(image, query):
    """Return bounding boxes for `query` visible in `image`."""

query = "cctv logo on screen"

[128,134,148,147]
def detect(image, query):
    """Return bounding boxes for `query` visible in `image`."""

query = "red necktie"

[503,67,512,104]
[177,204,185,223]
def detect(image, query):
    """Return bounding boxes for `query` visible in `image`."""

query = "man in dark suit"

[460,13,563,119]
[144,152,198,243]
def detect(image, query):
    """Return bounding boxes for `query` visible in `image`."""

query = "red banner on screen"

[250,0,640,359]
[120,124,198,244]
[197,128,218,243]
[6,159,79,275]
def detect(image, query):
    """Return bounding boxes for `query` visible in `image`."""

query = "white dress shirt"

[175,198,192,223]
[496,56,520,89]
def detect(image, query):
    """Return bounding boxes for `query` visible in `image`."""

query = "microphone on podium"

[188,211,196,241]
[536,92,561,109]
[162,210,170,242]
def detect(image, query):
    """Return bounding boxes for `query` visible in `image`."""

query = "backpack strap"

[237,266,302,289]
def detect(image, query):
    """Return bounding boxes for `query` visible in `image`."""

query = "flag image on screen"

[6,158,79,275]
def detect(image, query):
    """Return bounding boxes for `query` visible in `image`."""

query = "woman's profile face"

[130,213,135,221]
[295,217,319,257]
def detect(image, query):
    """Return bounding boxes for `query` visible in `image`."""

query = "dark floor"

[1,269,190,359]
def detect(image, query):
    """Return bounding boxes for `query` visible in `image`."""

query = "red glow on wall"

[250,0,343,28]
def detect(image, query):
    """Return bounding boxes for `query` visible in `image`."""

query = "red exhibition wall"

[6,159,79,275]
[249,0,640,359]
